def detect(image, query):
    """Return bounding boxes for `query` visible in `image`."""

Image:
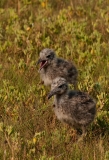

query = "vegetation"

[0,0,109,159]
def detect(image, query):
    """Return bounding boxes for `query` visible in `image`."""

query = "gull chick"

[48,77,96,138]
[37,48,78,88]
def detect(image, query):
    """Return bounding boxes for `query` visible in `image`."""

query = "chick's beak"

[36,58,42,65]
[47,88,60,99]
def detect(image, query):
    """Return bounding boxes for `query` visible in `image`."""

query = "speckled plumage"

[48,77,96,137]
[37,48,78,87]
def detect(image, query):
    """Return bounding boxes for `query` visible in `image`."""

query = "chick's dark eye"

[59,84,64,88]
[46,55,51,58]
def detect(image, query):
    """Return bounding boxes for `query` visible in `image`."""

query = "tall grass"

[0,0,109,159]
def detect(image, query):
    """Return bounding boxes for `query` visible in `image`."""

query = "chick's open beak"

[37,59,48,70]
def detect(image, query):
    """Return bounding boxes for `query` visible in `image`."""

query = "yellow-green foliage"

[0,0,109,159]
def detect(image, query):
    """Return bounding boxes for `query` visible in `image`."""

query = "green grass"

[0,0,109,159]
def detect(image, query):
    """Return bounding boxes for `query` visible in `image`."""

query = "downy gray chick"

[48,77,96,138]
[37,48,78,88]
